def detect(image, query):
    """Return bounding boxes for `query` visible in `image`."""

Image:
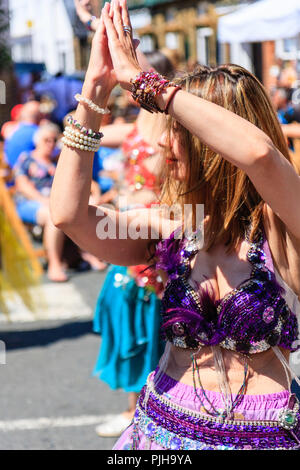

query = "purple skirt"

[113,369,300,450]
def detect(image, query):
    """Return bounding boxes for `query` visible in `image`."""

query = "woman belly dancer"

[51,0,300,450]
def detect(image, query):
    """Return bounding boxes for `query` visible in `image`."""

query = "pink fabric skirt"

[113,369,300,450]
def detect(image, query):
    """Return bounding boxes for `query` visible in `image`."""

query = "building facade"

[128,1,254,66]
[7,0,299,89]
[8,0,87,75]
[128,0,300,89]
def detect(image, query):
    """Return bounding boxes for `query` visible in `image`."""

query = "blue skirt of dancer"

[92,265,165,393]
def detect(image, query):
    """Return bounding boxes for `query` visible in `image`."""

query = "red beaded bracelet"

[130,71,177,114]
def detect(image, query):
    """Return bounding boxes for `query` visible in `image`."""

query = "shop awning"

[218,0,300,43]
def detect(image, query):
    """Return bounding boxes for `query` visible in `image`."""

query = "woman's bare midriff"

[164,344,290,395]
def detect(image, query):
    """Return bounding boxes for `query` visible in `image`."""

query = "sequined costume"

[114,225,300,450]
[92,125,165,392]
[122,125,157,193]
[157,226,299,353]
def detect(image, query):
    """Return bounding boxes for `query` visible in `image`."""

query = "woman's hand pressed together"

[102,0,142,91]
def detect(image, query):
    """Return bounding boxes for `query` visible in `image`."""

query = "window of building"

[196,27,213,65]
[218,41,228,64]
[166,7,177,22]
[283,38,297,54]
[165,32,179,50]
[197,2,209,15]
[276,37,300,61]
[229,42,254,73]
[12,37,33,62]
[129,8,151,30]
[58,52,67,74]
[57,41,68,74]
[140,35,155,53]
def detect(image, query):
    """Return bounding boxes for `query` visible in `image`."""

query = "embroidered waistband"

[131,378,300,450]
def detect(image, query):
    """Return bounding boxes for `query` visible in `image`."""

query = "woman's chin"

[170,169,185,182]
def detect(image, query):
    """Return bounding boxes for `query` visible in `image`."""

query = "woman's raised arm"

[103,0,300,241]
[50,3,160,266]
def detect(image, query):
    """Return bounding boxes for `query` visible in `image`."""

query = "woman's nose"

[158,131,168,148]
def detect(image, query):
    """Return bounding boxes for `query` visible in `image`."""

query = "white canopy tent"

[218,0,300,44]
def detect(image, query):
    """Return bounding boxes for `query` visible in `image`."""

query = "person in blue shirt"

[92,147,116,194]
[4,101,42,169]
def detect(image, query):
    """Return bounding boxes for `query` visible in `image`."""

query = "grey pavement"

[0,270,128,450]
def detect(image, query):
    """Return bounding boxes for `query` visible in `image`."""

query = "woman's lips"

[166,158,177,165]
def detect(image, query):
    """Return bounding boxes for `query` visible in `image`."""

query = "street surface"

[0,270,128,450]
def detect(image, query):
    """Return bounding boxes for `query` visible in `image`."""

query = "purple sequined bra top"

[155,226,300,354]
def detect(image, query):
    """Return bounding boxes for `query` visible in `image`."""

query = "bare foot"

[90,259,108,271]
[47,265,69,282]
[81,252,107,271]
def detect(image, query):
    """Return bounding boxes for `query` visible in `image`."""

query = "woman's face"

[37,131,58,156]
[158,126,187,181]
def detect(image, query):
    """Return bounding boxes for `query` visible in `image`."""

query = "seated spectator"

[271,87,300,150]
[271,87,300,123]
[4,101,43,168]
[14,123,68,282]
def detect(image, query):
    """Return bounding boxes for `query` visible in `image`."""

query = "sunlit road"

[0,270,128,450]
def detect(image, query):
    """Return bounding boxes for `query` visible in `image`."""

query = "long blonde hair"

[160,64,291,252]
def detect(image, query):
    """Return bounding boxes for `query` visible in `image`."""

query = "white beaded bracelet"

[64,127,100,145]
[75,93,110,115]
[62,136,101,152]
[63,134,100,150]
[62,138,99,152]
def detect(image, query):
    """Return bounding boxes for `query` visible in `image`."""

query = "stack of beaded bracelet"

[130,71,177,113]
[62,117,103,152]
[66,115,103,140]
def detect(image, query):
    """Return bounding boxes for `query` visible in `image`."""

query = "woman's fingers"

[109,0,114,18]
[120,0,138,61]
[102,4,119,43]
[120,0,132,31]
[97,4,107,35]
[112,0,126,40]
[93,2,108,39]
